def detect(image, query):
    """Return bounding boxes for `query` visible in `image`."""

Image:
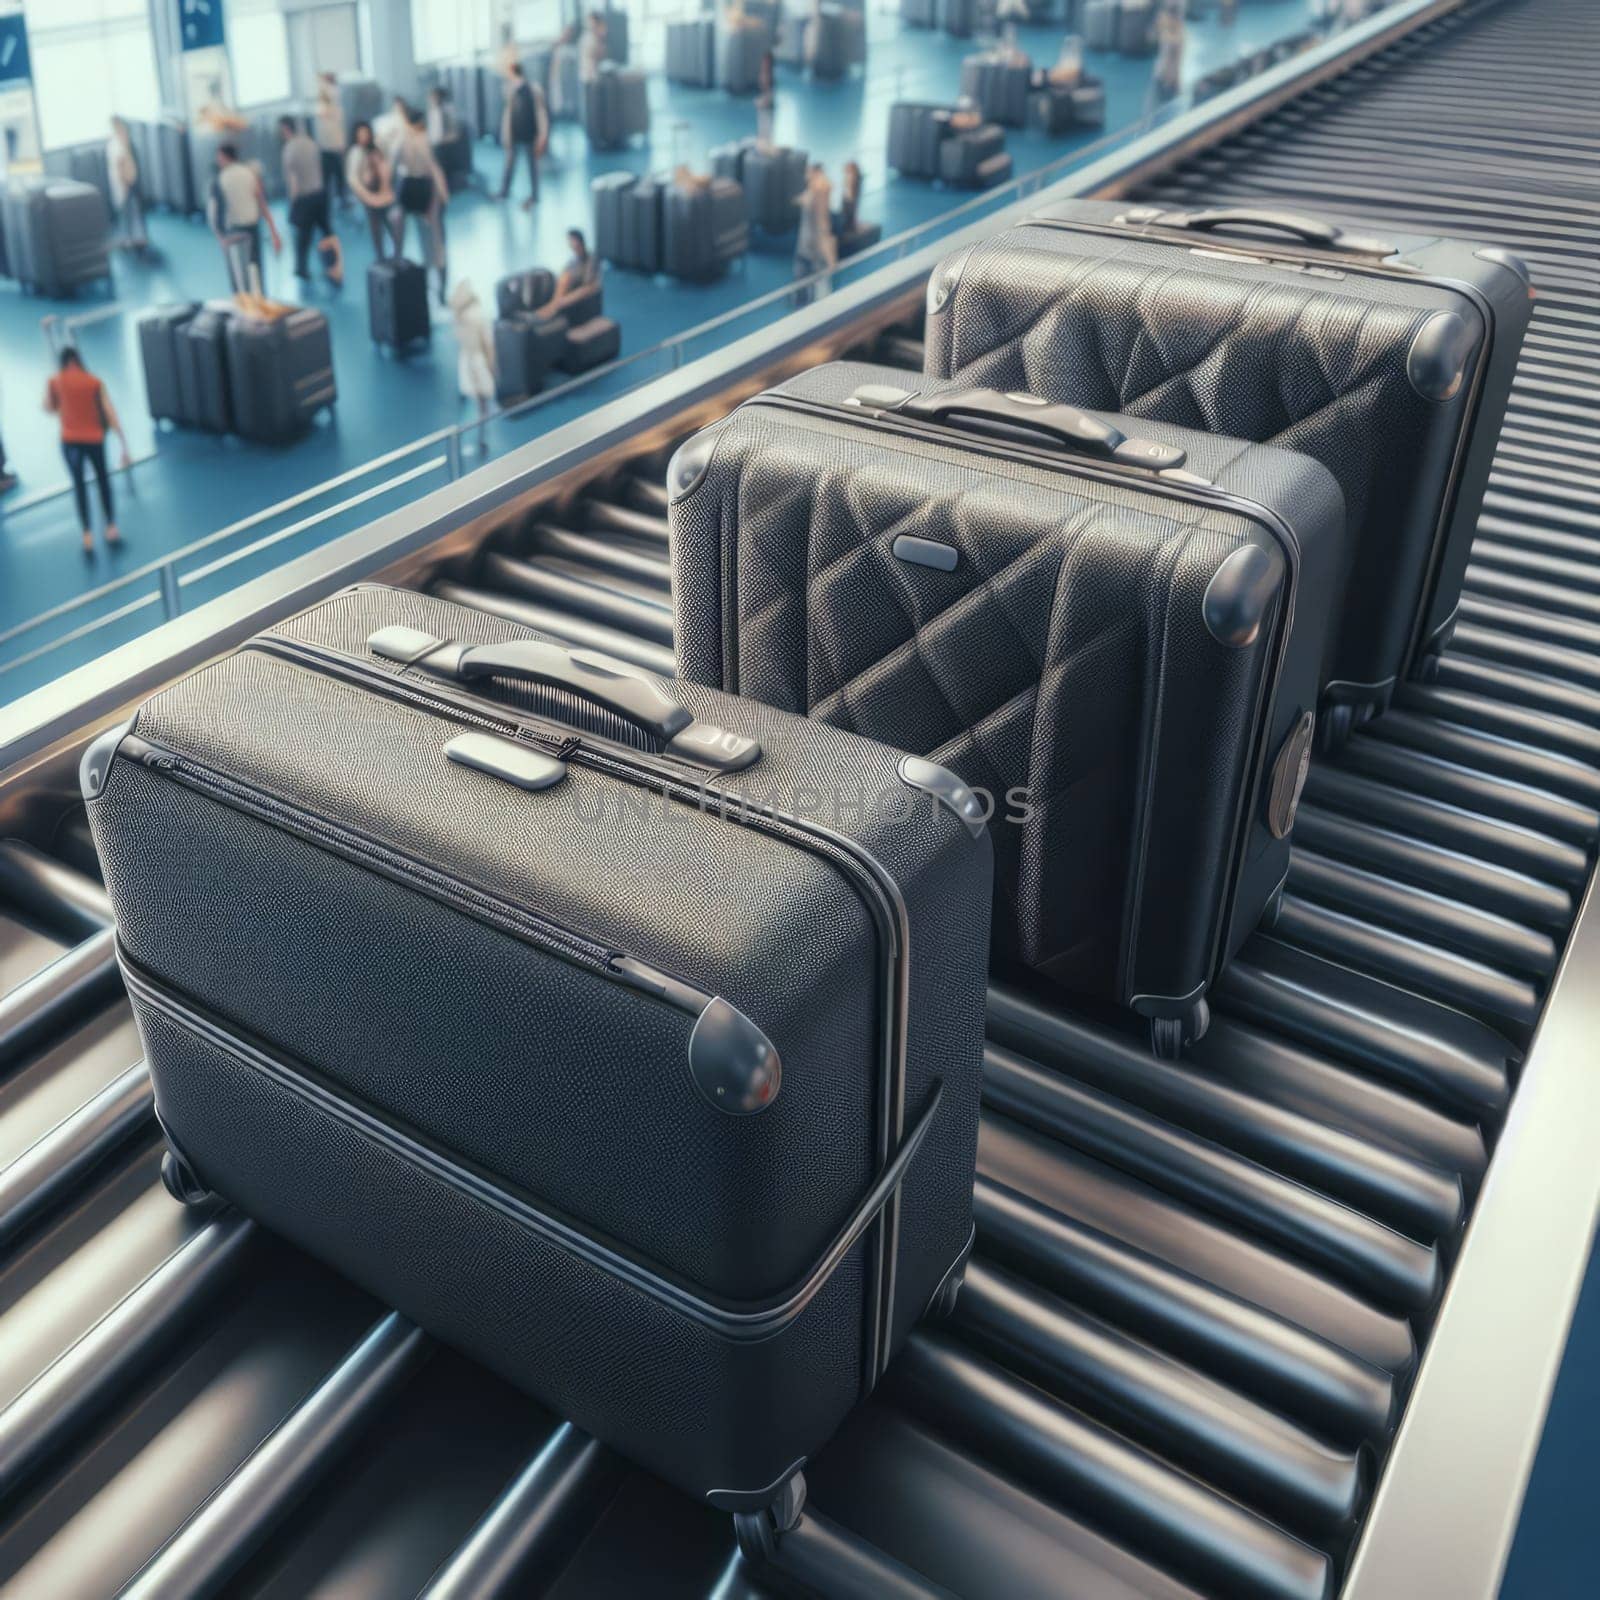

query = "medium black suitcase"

[620,173,666,273]
[140,303,200,425]
[368,260,432,350]
[175,310,233,434]
[84,583,992,1511]
[494,310,568,400]
[663,178,748,281]
[669,362,1346,1055]
[923,200,1534,737]
[226,309,337,442]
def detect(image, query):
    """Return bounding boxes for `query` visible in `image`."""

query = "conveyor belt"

[1,0,1595,1593]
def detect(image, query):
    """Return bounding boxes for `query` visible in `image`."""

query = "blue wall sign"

[0,15,31,87]
[179,0,226,53]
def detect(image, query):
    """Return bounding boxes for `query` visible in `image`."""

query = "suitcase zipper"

[119,732,709,1017]
[122,952,942,1342]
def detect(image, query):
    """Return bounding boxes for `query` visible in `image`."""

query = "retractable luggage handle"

[367,626,762,771]
[1117,204,1400,260]
[849,383,1188,471]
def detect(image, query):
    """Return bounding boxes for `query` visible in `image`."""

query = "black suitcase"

[620,174,666,273]
[663,178,748,281]
[369,260,431,351]
[558,315,621,373]
[495,268,554,318]
[923,200,1534,738]
[592,171,634,265]
[83,583,992,1510]
[669,362,1346,1055]
[140,303,200,425]
[226,309,337,443]
[494,310,568,400]
[175,310,234,434]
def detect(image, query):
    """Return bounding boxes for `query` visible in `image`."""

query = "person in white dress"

[449,280,497,446]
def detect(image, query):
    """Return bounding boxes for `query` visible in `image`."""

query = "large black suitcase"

[923,200,1534,737]
[494,310,568,400]
[175,310,233,434]
[2,177,111,296]
[140,303,200,425]
[84,583,992,1510]
[669,362,1346,1055]
[226,309,337,442]
[663,178,748,281]
[368,260,432,351]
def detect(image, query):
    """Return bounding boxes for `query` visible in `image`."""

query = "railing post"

[158,563,181,620]
[446,429,463,482]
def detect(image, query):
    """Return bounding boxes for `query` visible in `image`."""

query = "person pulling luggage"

[279,117,343,288]
[106,117,148,253]
[208,145,281,292]
[499,63,549,211]
[43,347,129,556]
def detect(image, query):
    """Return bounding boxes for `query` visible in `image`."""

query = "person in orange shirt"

[43,348,130,554]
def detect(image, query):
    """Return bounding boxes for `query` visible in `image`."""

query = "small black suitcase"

[670,362,1346,1055]
[84,583,992,1512]
[368,259,431,350]
[923,200,1534,737]
[175,310,233,434]
[140,303,200,425]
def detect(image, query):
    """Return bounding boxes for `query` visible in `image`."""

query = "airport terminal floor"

[0,1,1317,703]
[1,0,1599,1596]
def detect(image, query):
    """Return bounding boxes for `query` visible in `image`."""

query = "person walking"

[346,121,394,261]
[498,63,549,209]
[315,73,349,209]
[391,111,451,305]
[208,144,280,290]
[449,280,497,447]
[793,162,836,303]
[105,116,147,252]
[280,117,342,286]
[44,347,129,555]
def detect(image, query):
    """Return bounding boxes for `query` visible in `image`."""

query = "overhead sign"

[179,0,226,53]
[0,14,31,87]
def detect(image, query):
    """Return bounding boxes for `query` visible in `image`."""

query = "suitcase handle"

[863,385,1187,471]
[456,639,693,742]
[368,627,762,772]
[1127,206,1400,259]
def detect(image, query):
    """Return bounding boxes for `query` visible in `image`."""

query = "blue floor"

[0,2,1323,703]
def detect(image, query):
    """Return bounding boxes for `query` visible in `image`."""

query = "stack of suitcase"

[368,259,431,352]
[2,178,112,297]
[139,304,202,425]
[717,16,767,94]
[583,64,650,150]
[664,178,750,281]
[43,146,112,214]
[939,124,1012,188]
[960,52,1034,128]
[738,145,810,235]
[888,103,954,179]
[666,17,717,87]
[175,309,234,433]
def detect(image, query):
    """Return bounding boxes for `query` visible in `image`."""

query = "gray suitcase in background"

[923,199,1535,737]
[620,173,666,272]
[717,21,765,93]
[156,117,197,214]
[592,171,635,264]
[666,18,716,86]
[338,73,385,132]
[2,178,111,296]
[1118,0,1156,55]
[960,55,1032,127]
[670,361,1347,1056]
[583,65,649,150]
[140,304,201,424]
[938,125,1006,185]
[176,310,234,433]
[1084,0,1116,49]
[44,146,112,212]
[889,104,951,178]
[225,310,337,443]
[495,310,568,400]
[742,146,809,233]
[664,179,748,280]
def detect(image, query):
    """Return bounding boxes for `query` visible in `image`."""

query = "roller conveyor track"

[0,0,1595,1593]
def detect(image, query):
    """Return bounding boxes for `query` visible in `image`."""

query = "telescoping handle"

[851,384,1187,472]
[367,627,761,772]
[1119,205,1400,260]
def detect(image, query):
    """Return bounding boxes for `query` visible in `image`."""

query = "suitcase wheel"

[161,1145,218,1209]
[1150,998,1210,1060]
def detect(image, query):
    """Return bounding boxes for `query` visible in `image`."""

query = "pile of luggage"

[583,63,650,150]
[91,196,1530,1560]
[888,102,1014,188]
[1,177,112,297]
[138,295,337,443]
[709,140,810,236]
[492,266,621,398]
[774,2,865,78]
[593,170,748,281]
[1084,0,1159,55]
